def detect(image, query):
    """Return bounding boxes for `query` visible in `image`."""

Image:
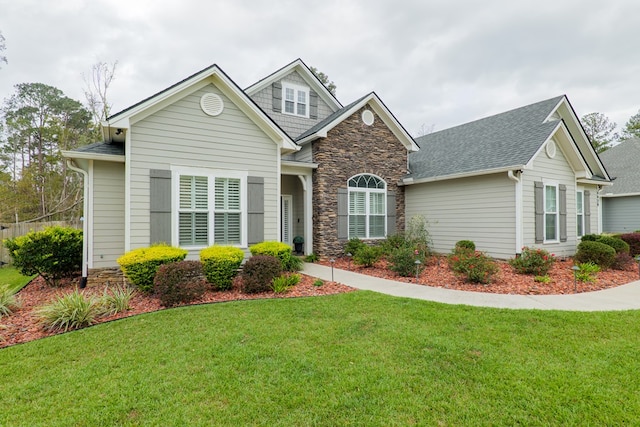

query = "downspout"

[67,160,89,289]
[508,170,523,255]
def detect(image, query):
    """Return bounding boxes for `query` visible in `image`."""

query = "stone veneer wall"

[88,267,129,288]
[312,107,408,257]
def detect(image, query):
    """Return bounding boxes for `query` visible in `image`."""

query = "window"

[576,190,584,237]
[282,83,309,117]
[348,174,386,239]
[177,171,245,247]
[544,184,558,242]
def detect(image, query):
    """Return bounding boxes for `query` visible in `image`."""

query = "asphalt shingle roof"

[408,95,566,180]
[599,138,640,195]
[295,94,369,142]
[74,141,125,156]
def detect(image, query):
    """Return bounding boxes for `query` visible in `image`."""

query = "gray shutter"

[309,90,318,119]
[386,191,396,236]
[534,181,544,243]
[337,187,348,239]
[559,184,567,242]
[584,190,591,234]
[272,82,282,113]
[150,169,172,245]
[247,176,264,245]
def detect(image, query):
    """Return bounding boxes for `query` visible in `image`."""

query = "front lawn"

[0,266,35,292]
[1,291,639,425]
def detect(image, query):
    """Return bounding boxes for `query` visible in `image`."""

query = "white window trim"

[171,166,248,249]
[348,174,387,239]
[543,182,559,243]
[282,82,310,118]
[576,189,584,238]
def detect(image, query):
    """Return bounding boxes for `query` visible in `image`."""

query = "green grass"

[1,291,639,425]
[0,266,35,292]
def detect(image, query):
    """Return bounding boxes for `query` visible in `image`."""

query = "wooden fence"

[0,220,82,266]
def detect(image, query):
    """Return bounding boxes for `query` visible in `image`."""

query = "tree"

[0,30,6,68]
[621,109,640,141]
[83,60,117,126]
[580,112,619,153]
[309,66,337,96]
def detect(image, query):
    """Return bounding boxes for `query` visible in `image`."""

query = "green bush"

[343,237,367,256]
[353,245,382,267]
[380,233,412,256]
[455,240,476,252]
[117,245,188,292]
[271,273,301,294]
[509,247,555,276]
[574,241,616,269]
[4,226,82,286]
[304,253,319,263]
[612,252,634,271]
[576,262,600,283]
[388,247,424,277]
[0,285,20,317]
[36,290,101,331]
[580,234,599,242]
[98,284,135,316]
[200,246,244,290]
[448,250,499,284]
[250,241,299,272]
[596,235,630,254]
[153,261,208,307]
[620,232,640,257]
[241,255,282,294]
[312,279,324,287]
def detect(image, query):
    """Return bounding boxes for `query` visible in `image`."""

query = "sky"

[1,0,639,137]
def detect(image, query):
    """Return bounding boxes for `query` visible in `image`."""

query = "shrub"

[0,285,20,317]
[250,241,299,271]
[241,255,282,294]
[200,246,244,290]
[448,250,499,284]
[574,241,616,269]
[304,253,319,263]
[98,284,135,316]
[621,233,640,257]
[534,275,551,284]
[612,252,634,271]
[271,273,301,294]
[353,245,382,267]
[117,245,188,292]
[153,261,208,307]
[576,262,600,283]
[4,226,82,286]
[312,279,324,287]
[388,247,424,277]
[509,247,555,276]
[580,234,599,242]
[344,237,367,256]
[405,215,432,254]
[380,233,412,256]
[36,290,101,331]
[455,240,476,252]
[596,235,630,254]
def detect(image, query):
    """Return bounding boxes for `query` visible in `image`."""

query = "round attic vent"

[362,110,375,126]
[200,93,224,116]
[546,140,557,158]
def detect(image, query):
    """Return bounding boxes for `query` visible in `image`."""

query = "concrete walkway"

[303,263,640,311]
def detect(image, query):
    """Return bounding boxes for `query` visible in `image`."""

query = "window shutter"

[534,181,544,243]
[559,184,567,242]
[247,176,264,245]
[386,191,396,236]
[150,169,172,245]
[337,187,348,239]
[309,90,318,119]
[272,82,282,113]
[584,190,591,234]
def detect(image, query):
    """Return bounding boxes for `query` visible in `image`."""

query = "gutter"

[66,160,89,288]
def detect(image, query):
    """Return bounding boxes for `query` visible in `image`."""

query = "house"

[404,95,611,259]
[600,138,640,233]
[62,59,418,284]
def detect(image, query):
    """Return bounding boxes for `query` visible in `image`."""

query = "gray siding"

[250,71,334,138]
[405,173,516,259]
[603,196,640,233]
[129,83,279,258]
[92,161,125,267]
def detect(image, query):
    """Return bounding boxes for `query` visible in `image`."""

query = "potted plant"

[293,236,304,254]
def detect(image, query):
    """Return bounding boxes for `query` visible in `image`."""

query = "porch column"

[298,174,313,255]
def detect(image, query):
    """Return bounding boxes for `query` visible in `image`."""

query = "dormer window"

[283,83,309,118]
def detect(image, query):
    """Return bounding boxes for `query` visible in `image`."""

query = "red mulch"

[0,275,354,349]
[319,255,638,295]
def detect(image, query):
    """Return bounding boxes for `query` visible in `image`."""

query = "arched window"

[348,174,386,238]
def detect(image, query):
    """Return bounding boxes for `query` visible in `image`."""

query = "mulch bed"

[0,274,354,349]
[2,255,638,348]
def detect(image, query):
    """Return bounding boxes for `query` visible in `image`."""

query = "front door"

[281,195,293,246]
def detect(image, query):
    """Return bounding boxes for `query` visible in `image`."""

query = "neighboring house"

[62,59,418,282]
[404,95,611,259]
[600,138,640,233]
